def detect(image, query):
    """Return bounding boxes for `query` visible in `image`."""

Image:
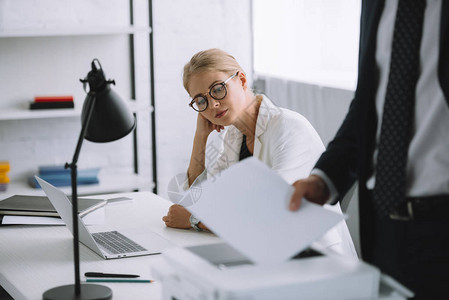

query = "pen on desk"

[86,279,153,283]
[85,272,140,278]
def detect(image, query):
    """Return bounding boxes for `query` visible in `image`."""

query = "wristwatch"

[189,214,202,231]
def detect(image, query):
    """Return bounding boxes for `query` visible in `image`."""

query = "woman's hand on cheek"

[213,124,225,133]
[162,204,191,229]
[196,114,223,137]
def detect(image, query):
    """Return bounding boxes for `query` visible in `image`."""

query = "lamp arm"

[70,92,97,165]
[65,92,97,296]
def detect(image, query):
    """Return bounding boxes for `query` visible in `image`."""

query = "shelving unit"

[0,1,156,198]
[0,26,150,38]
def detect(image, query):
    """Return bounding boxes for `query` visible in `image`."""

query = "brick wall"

[152,0,252,196]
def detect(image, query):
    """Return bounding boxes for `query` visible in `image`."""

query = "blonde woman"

[163,48,357,258]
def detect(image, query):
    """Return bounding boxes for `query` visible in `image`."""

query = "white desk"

[0,192,221,300]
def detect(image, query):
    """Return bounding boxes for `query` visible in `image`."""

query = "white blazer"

[168,95,357,258]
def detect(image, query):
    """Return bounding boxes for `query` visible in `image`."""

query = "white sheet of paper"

[182,157,344,265]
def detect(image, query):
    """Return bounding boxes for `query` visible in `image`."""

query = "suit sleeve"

[314,98,360,202]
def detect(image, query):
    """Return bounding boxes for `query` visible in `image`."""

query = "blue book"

[28,176,100,188]
[38,165,100,175]
[28,166,100,188]
[38,165,70,175]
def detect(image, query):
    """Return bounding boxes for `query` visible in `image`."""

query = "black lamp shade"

[81,85,136,143]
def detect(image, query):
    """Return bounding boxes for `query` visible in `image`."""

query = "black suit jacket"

[314,0,449,262]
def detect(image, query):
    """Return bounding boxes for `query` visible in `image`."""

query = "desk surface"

[0,192,221,300]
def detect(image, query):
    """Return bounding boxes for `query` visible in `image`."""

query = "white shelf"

[0,101,153,121]
[0,171,154,200]
[1,3,155,198]
[0,108,82,120]
[0,26,151,38]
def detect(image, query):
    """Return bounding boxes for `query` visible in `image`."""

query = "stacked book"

[29,165,100,188]
[0,161,10,192]
[0,194,107,225]
[0,195,106,218]
[29,95,74,110]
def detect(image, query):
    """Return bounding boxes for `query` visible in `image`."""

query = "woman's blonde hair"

[183,48,245,92]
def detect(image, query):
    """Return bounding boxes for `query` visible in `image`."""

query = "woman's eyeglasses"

[189,72,239,112]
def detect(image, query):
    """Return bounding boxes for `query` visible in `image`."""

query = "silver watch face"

[190,214,200,225]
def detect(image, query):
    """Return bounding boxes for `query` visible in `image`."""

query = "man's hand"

[162,204,191,229]
[289,175,330,211]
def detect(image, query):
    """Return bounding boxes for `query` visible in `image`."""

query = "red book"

[34,96,74,103]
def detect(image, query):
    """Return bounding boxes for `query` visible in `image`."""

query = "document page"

[181,157,344,265]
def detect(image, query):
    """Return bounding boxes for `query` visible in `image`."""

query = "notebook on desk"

[0,194,106,217]
[35,176,175,259]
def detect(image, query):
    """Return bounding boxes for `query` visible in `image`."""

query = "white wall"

[0,0,253,198]
[152,0,253,197]
[253,0,360,91]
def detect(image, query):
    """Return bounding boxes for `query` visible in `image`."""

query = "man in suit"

[288,1,449,299]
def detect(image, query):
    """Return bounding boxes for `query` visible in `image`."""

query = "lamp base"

[43,284,112,300]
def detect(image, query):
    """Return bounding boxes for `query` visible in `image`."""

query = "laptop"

[35,176,175,259]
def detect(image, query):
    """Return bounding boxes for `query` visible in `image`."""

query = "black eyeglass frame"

[188,71,239,112]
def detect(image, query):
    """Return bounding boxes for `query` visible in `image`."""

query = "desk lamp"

[43,59,136,300]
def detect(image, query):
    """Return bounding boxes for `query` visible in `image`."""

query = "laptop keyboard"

[92,231,147,254]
